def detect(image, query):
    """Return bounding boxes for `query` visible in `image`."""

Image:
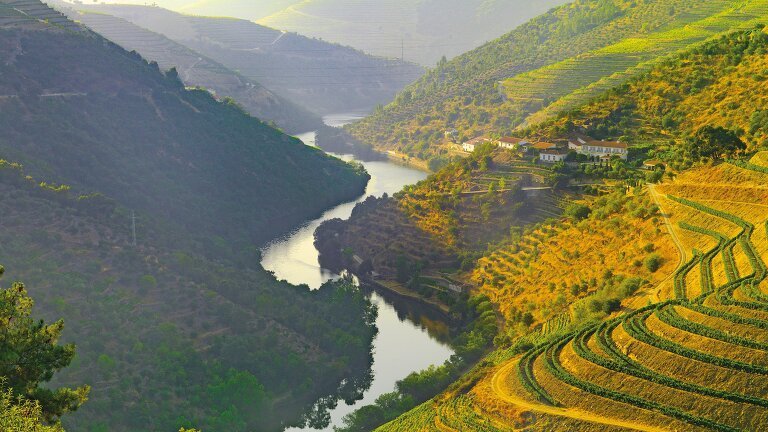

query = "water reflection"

[263,114,453,431]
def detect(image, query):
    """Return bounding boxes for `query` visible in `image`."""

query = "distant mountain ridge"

[64,3,424,115]
[256,0,569,66]
[48,1,321,133]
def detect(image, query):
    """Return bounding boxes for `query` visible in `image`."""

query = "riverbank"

[362,277,454,319]
[384,150,431,172]
[262,112,453,432]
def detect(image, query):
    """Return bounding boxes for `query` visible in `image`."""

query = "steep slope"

[0,0,369,251]
[362,26,768,432]
[72,3,424,115]
[316,146,565,318]
[348,0,768,164]
[257,0,569,66]
[0,149,376,432]
[530,27,768,153]
[50,2,321,133]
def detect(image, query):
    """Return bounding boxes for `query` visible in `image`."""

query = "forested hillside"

[0,2,369,250]
[257,0,568,66]
[0,139,377,432]
[49,2,321,133]
[348,0,768,166]
[67,3,424,115]
[0,2,379,431]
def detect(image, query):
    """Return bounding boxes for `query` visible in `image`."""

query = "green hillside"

[257,0,568,66]
[74,3,424,115]
[348,0,768,166]
[0,0,369,251]
[50,3,322,133]
[0,142,376,432]
[529,27,768,161]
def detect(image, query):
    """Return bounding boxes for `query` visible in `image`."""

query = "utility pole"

[401,38,404,62]
[131,211,137,247]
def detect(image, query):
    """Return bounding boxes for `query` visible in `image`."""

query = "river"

[261,113,454,431]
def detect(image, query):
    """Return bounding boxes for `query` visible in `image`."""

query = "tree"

[564,203,591,220]
[0,267,89,422]
[685,126,746,161]
[0,385,63,432]
[644,254,663,273]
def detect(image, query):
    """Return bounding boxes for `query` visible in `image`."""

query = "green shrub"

[644,253,663,272]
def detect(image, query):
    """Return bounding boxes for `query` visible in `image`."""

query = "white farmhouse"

[498,136,530,150]
[462,136,492,152]
[568,133,628,160]
[539,148,569,163]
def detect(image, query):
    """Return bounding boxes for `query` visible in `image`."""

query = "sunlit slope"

[509,0,768,127]
[56,7,321,132]
[380,157,768,431]
[349,0,768,163]
[531,27,768,151]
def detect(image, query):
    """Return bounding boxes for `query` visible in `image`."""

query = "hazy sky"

[66,0,297,21]
[73,1,194,8]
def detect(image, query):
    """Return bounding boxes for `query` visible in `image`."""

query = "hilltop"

[49,1,321,133]
[257,0,568,66]
[347,0,768,166]
[64,3,424,115]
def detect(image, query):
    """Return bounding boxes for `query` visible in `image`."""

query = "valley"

[263,113,454,432]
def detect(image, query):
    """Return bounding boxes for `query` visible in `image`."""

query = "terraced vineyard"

[376,154,768,431]
[512,0,768,126]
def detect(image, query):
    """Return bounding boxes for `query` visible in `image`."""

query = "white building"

[462,136,492,152]
[498,136,530,150]
[568,134,628,160]
[539,148,569,163]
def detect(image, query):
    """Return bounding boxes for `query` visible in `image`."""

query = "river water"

[261,113,454,431]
